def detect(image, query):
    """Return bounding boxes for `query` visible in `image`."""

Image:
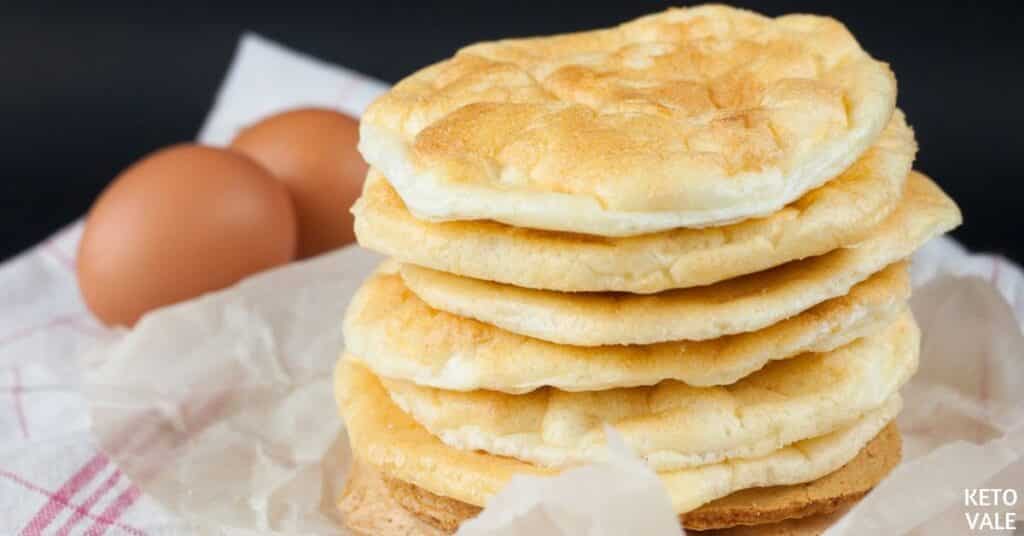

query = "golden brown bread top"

[359,5,898,234]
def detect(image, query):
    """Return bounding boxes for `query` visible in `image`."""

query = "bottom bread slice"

[339,423,900,534]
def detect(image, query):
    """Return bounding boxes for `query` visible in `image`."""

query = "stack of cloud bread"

[335,5,961,535]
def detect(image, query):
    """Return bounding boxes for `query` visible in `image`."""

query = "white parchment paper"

[81,34,1024,536]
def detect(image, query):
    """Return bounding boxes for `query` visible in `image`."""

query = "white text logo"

[964,488,1018,531]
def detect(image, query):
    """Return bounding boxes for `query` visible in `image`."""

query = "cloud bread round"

[375,313,917,472]
[354,113,914,293]
[399,173,960,346]
[344,261,910,393]
[342,420,899,536]
[347,423,900,534]
[336,359,901,514]
[358,5,897,235]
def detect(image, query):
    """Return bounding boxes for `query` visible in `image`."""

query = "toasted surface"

[375,313,916,471]
[345,261,908,392]
[695,509,854,536]
[340,461,870,536]
[354,114,914,293]
[337,360,900,514]
[361,423,898,533]
[399,173,960,346]
[359,6,897,235]
[339,460,448,536]
[681,425,899,530]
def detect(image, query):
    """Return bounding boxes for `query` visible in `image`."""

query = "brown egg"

[77,144,297,327]
[230,107,367,258]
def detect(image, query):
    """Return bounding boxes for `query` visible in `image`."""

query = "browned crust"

[341,461,850,536]
[693,507,855,536]
[352,423,900,534]
[386,468,481,533]
[339,460,447,536]
[684,422,901,530]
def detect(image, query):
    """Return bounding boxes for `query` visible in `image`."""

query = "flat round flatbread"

[337,360,901,514]
[359,6,897,235]
[354,114,915,293]
[373,313,916,471]
[345,422,899,533]
[344,261,908,393]
[399,173,960,346]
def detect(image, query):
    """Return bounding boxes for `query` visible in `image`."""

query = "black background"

[2,2,1021,263]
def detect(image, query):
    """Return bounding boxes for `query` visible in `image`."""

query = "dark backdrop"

[2,2,1021,263]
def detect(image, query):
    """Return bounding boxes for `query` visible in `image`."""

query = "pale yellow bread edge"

[344,261,909,392]
[374,312,917,471]
[353,114,915,293]
[336,359,901,514]
[399,172,960,346]
[341,420,898,533]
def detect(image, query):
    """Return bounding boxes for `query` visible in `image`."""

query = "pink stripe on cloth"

[11,367,28,438]
[19,453,109,536]
[83,485,143,536]
[0,469,147,536]
[54,469,122,536]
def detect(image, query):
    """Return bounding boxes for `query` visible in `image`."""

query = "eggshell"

[77,144,297,327]
[231,107,367,258]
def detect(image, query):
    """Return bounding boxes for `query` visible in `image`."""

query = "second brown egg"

[231,107,368,258]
